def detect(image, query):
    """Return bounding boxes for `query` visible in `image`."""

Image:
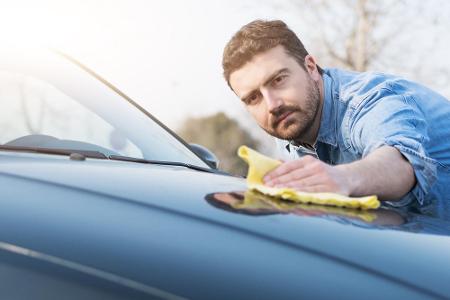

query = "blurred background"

[1,0,449,175]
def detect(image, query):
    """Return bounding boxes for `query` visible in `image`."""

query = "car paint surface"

[1,152,450,299]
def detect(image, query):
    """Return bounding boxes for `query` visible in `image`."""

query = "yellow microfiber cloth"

[232,190,377,222]
[238,145,380,210]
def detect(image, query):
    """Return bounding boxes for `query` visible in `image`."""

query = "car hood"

[2,152,450,298]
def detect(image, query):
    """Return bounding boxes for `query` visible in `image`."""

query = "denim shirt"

[276,68,450,218]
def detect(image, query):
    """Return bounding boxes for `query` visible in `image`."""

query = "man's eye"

[245,94,259,104]
[273,75,286,85]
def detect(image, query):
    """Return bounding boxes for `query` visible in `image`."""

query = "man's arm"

[337,146,416,200]
[264,145,416,201]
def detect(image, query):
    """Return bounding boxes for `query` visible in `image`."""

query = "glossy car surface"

[1,48,450,300]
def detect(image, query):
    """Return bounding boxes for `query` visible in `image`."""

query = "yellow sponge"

[238,145,380,210]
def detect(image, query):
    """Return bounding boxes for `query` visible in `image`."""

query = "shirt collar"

[316,70,338,147]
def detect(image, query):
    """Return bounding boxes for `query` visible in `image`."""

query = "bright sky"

[1,0,449,144]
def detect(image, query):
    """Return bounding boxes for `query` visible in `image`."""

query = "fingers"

[264,155,316,182]
[290,185,331,193]
[266,167,319,187]
[275,175,323,189]
[262,156,343,194]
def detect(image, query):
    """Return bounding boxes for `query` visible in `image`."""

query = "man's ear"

[304,55,321,81]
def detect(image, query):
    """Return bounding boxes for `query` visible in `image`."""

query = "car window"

[0,71,142,157]
[0,50,210,168]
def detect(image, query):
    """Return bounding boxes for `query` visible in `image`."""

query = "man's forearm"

[337,146,416,200]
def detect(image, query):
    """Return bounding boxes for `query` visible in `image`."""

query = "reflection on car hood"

[2,152,450,298]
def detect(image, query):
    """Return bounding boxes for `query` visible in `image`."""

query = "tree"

[284,0,450,93]
[289,0,412,71]
[177,112,260,176]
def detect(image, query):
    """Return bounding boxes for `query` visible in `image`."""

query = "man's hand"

[263,155,352,195]
[263,146,416,200]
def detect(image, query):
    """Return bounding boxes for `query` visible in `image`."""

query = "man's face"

[229,45,321,141]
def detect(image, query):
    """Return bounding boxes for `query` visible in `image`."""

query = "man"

[222,20,450,216]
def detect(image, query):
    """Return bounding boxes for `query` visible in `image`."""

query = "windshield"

[0,48,210,168]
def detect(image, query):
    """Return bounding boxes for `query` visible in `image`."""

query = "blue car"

[1,48,450,300]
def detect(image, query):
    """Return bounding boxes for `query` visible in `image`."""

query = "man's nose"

[262,89,283,113]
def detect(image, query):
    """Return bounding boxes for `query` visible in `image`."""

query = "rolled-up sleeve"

[349,88,438,206]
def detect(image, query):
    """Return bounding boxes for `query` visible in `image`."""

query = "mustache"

[270,105,301,127]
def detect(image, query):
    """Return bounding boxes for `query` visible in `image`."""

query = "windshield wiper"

[0,145,108,159]
[0,145,228,174]
[108,155,228,174]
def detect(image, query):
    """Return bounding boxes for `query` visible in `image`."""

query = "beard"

[262,76,321,141]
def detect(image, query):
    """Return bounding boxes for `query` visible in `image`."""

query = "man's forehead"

[229,46,294,97]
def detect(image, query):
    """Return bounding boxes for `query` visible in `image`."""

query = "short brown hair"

[222,19,321,86]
